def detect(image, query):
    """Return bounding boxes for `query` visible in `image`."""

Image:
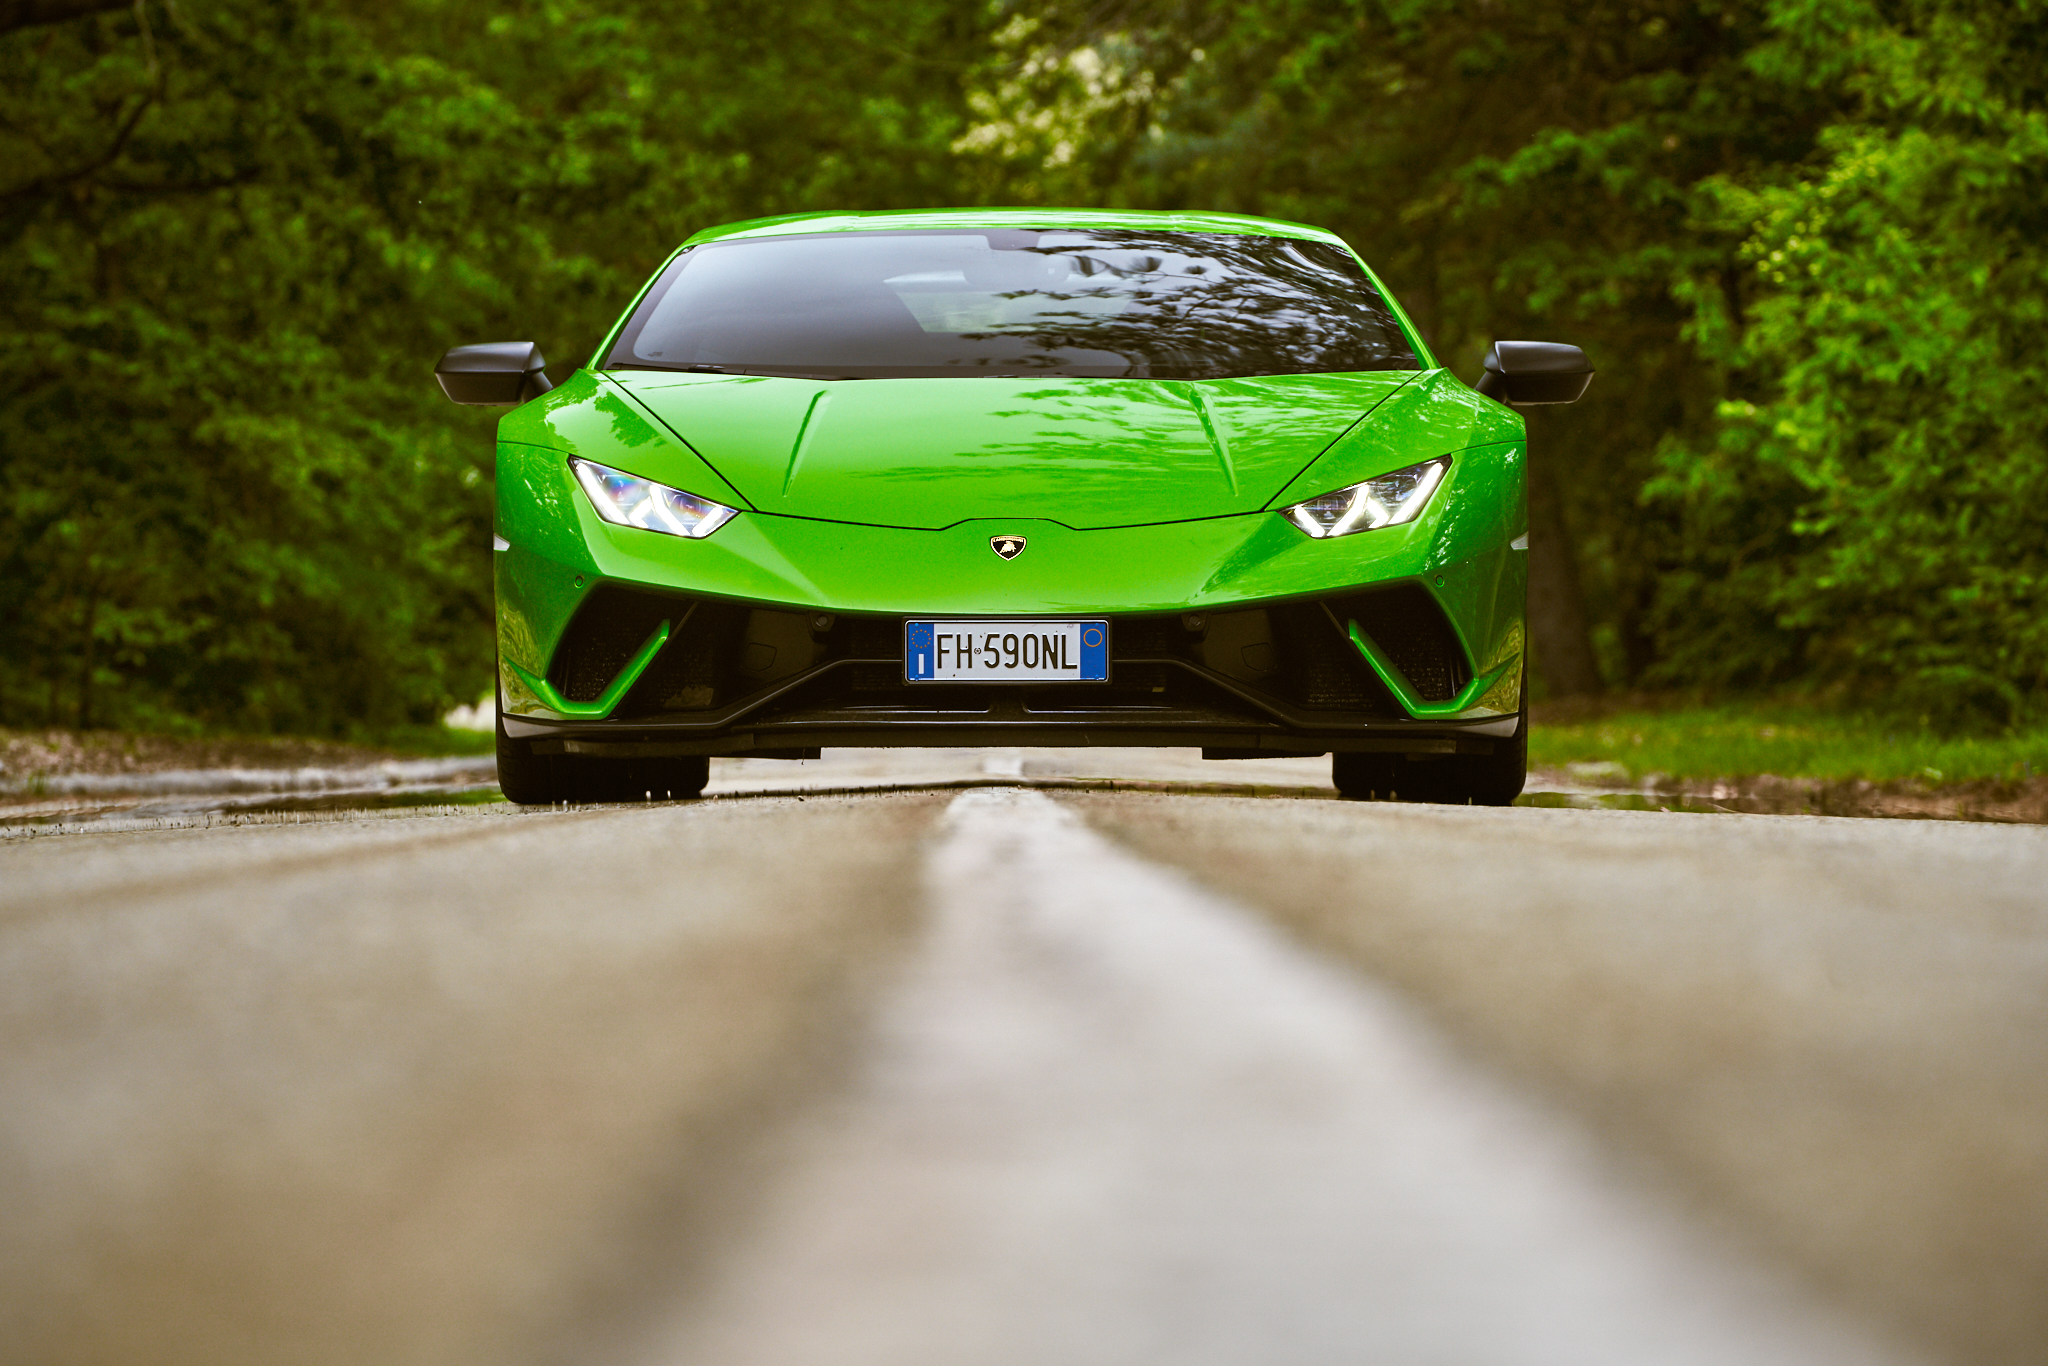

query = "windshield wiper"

[606,363,872,380]
[608,362,731,374]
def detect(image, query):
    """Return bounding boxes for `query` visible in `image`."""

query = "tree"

[0,0,991,732]
[961,0,2045,724]
[1654,0,2048,725]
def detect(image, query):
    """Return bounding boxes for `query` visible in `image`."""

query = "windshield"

[604,229,1420,380]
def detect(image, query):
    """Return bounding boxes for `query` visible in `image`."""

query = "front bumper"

[495,581,1523,765]
[495,440,1527,757]
[499,589,1521,759]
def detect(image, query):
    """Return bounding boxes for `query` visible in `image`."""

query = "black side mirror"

[435,342,554,406]
[1475,341,1594,406]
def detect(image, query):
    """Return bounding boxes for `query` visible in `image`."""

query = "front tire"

[495,699,557,804]
[495,698,710,804]
[1333,712,1526,807]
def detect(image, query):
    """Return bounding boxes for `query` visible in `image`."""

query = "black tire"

[555,752,710,803]
[1445,716,1527,806]
[1329,751,1402,801]
[1333,711,1526,807]
[495,700,710,804]
[495,700,558,805]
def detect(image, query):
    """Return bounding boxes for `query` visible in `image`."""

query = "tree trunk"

[1525,450,1604,697]
[75,589,100,731]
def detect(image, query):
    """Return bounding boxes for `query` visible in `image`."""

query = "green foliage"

[960,0,1840,684]
[967,0,2048,727]
[4,0,2041,735]
[0,0,986,734]
[1653,0,2048,725]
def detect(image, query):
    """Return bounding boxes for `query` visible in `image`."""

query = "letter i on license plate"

[904,620,1109,682]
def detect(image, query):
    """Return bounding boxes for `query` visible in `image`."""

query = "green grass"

[1530,703,2048,786]
[361,724,496,757]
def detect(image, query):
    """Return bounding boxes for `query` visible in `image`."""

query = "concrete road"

[2,749,2043,1366]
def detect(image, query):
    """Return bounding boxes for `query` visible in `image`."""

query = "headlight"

[1282,456,1450,538]
[571,458,738,539]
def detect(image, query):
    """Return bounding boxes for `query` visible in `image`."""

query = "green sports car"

[435,209,1591,806]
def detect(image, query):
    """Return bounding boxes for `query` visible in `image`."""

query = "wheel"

[495,698,557,804]
[1330,751,1402,801]
[554,752,710,803]
[1463,712,1528,806]
[496,697,710,804]
[1333,711,1526,807]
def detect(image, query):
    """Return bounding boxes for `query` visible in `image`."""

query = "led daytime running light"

[571,458,738,539]
[1283,456,1450,539]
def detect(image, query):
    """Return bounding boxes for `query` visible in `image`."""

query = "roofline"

[678,208,1350,248]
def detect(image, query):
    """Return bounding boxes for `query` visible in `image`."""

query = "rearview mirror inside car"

[434,342,553,406]
[1475,341,1593,406]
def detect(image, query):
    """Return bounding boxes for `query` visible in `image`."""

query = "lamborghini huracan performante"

[435,209,1592,805]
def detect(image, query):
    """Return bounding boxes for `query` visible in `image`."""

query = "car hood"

[607,371,1419,530]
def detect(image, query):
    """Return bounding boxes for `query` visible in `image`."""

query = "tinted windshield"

[605,229,1419,380]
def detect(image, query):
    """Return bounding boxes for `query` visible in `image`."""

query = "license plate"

[904,620,1109,682]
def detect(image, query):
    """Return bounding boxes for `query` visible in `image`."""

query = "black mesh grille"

[1111,617,1180,657]
[548,585,682,703]
[1270,603,1399,711]
[617,598,748,715]
[1324,584,1472,703]
[848,617,901,657]
[757,652,1238,720]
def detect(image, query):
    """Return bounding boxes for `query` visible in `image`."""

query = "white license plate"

[904,620,1109,682]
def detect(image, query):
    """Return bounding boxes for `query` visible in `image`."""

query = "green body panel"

[505,620,671,720]
[1267,371,1523,505]
[498,370,752,510]
[1348,623,1517,719]
[493,438,1527,721]
[496,209,1524,729]
[609,371,1415,529]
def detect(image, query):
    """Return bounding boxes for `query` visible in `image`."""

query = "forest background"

[2,0,2043,739]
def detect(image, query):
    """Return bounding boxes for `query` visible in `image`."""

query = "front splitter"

[507,714,1517,760]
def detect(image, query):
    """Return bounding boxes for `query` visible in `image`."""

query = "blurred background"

[6,12,2048,1364]
[2,0,2043,741]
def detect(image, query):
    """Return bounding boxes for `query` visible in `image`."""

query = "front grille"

[548,586,748,710]
[757,652,1241,721]
[546,590,1454,723]
[1270,603,1399,711]
[851,663,905,692]
[847,617,901,657]
[549,585,682,703]
[1111,617,1181,657]
[1325,585,1471,703]
[617,598,748,715]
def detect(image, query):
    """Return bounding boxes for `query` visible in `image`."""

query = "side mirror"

[1475,341,1593,406]
[435,342,554,406]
